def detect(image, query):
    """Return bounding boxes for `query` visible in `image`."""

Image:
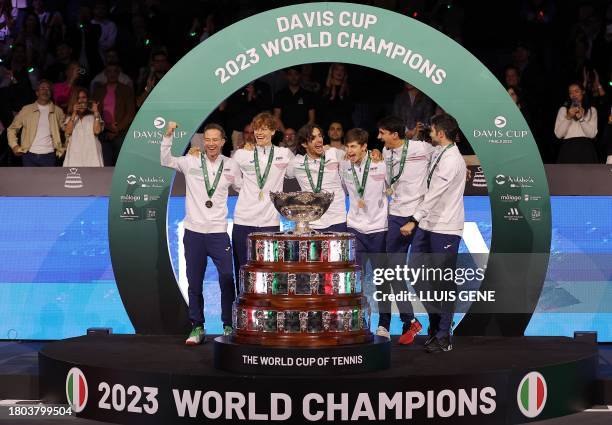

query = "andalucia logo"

[66,367,88,413]
[517,371,547,418]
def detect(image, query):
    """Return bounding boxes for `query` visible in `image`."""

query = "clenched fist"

[165,121,178,137]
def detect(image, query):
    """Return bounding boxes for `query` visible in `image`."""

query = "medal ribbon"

[387,139,409,187]
[427,143,455,189]
[351,153,371,198]
[304,153,325,193]
[254,145,275,190]
[201,153,224,198]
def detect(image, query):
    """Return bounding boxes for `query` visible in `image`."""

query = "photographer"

[63,87,104,167]
[392,83,435,140]
[554,82,598,163]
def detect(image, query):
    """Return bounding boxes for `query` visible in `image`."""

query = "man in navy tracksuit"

[339,128,389,336]
[400,113,466,353]
[378,116,434,344]
[161,121,242,345]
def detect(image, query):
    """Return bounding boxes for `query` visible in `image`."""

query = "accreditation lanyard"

[427,143,455,189]
[304,153,325,193]
[351,153,371,198]
[254,145,274,200]
[201,153,224,198]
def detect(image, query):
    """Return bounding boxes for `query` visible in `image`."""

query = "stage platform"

[36,334,600,424]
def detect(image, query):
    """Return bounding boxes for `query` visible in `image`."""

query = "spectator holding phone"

[53,61,84,112]
[63,87,104,167]
[554,82,598,163]
[136,49,170,107]
[93,63,135,165]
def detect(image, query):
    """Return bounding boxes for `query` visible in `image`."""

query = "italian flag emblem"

[66,367,88,413]
[517,371,547,418]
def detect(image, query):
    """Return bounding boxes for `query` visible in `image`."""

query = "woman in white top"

[63,87,104,167]
[554,83,598,163]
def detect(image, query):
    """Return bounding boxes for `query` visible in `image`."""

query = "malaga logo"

[517,371,547,418]
[66,367,88,413]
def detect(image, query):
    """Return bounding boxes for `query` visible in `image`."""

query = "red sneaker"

[398,319,423,345]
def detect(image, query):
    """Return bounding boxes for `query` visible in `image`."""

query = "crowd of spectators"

[1,0,611,166]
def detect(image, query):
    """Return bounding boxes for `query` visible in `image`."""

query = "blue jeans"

[22,152,56,167]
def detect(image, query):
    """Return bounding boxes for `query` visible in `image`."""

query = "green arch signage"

[109,2,551,336]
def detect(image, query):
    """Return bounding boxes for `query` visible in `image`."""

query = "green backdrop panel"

[109,2,551,335]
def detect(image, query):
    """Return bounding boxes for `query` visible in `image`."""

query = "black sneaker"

[425,335,453,353]
[424,326,437,347]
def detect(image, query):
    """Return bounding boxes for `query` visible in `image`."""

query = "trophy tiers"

[233,231,373,347]
[231,191,374,347]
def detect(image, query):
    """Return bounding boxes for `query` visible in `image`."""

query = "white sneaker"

[376,326,390,340]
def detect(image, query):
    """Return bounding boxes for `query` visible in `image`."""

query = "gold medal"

[357,198,366,209]
[385,187,394,196]
[259,190,264,201]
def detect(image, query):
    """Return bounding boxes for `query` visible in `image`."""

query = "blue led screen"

[0,196,610,341]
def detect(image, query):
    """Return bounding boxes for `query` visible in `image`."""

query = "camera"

[416,123,432,143]
[76,101,94,111]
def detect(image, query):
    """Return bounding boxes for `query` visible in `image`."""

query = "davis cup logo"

[66,367,88,413]
[153,117,166,129]
[517,371,547,418]
[494,115,507,128]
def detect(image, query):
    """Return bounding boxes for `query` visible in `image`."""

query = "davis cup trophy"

[232,191,372,347]
[214,191,389,375]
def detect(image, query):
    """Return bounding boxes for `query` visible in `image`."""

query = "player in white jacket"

[286,124,347,232]
[339,128,391,339]
[161,122,242,345]
[400,113,466,353]
[378,115,434,344]
[231,112,294,292]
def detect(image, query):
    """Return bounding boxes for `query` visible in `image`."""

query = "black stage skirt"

[557,137,599,163]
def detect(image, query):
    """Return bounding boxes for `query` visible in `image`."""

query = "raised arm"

[160,121,188,173]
